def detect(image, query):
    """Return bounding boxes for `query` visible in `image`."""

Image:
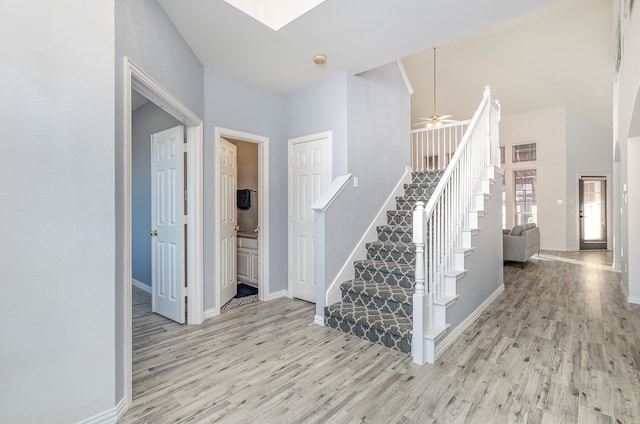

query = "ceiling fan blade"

[437,114,453,120]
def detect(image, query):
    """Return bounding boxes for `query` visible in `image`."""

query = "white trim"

[628,296,640,305]
[204,307,220,319]
[314,314,325,326]
[619,276,629,298]
[288,131,333,301]
[76,396,127,424]
[311,174,352,212]
[122,57,204,412]
[433,284,505,360]
[325,166,412,307]
[214,127,270,315]
[131,278,151,294]
[575,174,611,251]
[395,59,414,96]
[115,397,128,422]
[264,289,288,301]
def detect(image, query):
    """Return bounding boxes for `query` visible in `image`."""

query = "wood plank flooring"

[120,251,640,423]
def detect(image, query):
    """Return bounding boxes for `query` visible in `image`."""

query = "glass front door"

[579,177,607,250]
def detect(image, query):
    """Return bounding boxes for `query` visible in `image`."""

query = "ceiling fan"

[413,46,455,128]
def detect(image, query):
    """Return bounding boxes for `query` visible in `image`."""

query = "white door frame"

[287,131,333,299]
[214,127,270,315]
[122,57,204,406]
[575,173,611,251]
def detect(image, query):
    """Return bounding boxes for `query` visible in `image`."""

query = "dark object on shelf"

[237,189,251,210]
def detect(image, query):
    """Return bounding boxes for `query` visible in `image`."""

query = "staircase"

[324,170,443,354]
[323,87,501,363]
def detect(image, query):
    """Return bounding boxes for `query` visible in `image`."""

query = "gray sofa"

[503,223,540,263]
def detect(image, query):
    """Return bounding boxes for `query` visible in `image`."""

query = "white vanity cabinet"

[237,236,258,285]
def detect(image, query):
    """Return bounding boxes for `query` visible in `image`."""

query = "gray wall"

[204,68,287,309]
[115,0,204,403]
[285,73,349,177]
[438,171,504,349]
[323,63,411,290]
[132,102,183,286]
[0,1,116,422]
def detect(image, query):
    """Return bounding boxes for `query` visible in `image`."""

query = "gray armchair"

[503,223,540,263]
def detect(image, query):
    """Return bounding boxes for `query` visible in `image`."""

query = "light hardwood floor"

[120,251,640,423]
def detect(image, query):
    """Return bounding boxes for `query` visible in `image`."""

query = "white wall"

[403,0,612,131]
[500,107,612,251]
[0,1,115,423]
[565,109,612,250]
[500,108,568,250]
[614,0,640,299]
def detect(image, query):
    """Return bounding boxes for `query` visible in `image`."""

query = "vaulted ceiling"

[157,0,559,93]
[403,0,614,128]
[157,0,612,128]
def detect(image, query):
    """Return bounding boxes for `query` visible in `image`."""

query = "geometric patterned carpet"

[325,170,443,353]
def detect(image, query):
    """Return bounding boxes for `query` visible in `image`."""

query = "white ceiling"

[403,0,614,128]
[157,0,560,93]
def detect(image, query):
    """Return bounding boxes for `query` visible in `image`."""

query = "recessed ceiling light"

[313,54,327,65]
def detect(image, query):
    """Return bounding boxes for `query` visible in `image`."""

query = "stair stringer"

[420,166,505,363]
[325,166,413,308]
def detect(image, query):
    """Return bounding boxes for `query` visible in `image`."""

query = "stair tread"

[377,224,412,232]
[341,279,414,306]
[325,167,448,355]
[398,195,434,201]
[405,182,439,188]
[366,240,414,250]
[354,259,415,277]
[325,304,412,338]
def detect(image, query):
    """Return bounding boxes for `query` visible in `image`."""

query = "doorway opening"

[579,176,607,250]
[122,58,204,406]
[214,127,270,316]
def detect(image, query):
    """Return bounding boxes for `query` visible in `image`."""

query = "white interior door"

[151,125,185,324]
[220,138,238,305]
[289,135,331,303]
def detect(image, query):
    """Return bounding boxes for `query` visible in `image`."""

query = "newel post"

[412,201,427,364]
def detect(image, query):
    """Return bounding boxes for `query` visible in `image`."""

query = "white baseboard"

[628,296,640,305]
[619,277,629,298]
[325,166,413,308]
[115,397,128,422]
[77,396,127,424]
[434,284,505,360]
[264,289,288,301]
[132,278,151,294]
[204,307,219,320]
[314,314,324,326]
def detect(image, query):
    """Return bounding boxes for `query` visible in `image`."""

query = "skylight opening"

[224,0,326,31]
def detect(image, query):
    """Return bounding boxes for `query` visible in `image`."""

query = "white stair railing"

[411,120,471,171]
[412,87,500,364]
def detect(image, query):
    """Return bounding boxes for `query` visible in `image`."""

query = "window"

[425,153,453,170]
[514,169,537,225]
[500,146,505,164]
[512,143,536,162]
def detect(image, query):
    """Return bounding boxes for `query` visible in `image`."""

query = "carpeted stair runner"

[325,170,443,353]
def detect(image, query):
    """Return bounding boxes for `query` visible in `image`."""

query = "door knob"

[149,230,158,236]
[233,225,240,231]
